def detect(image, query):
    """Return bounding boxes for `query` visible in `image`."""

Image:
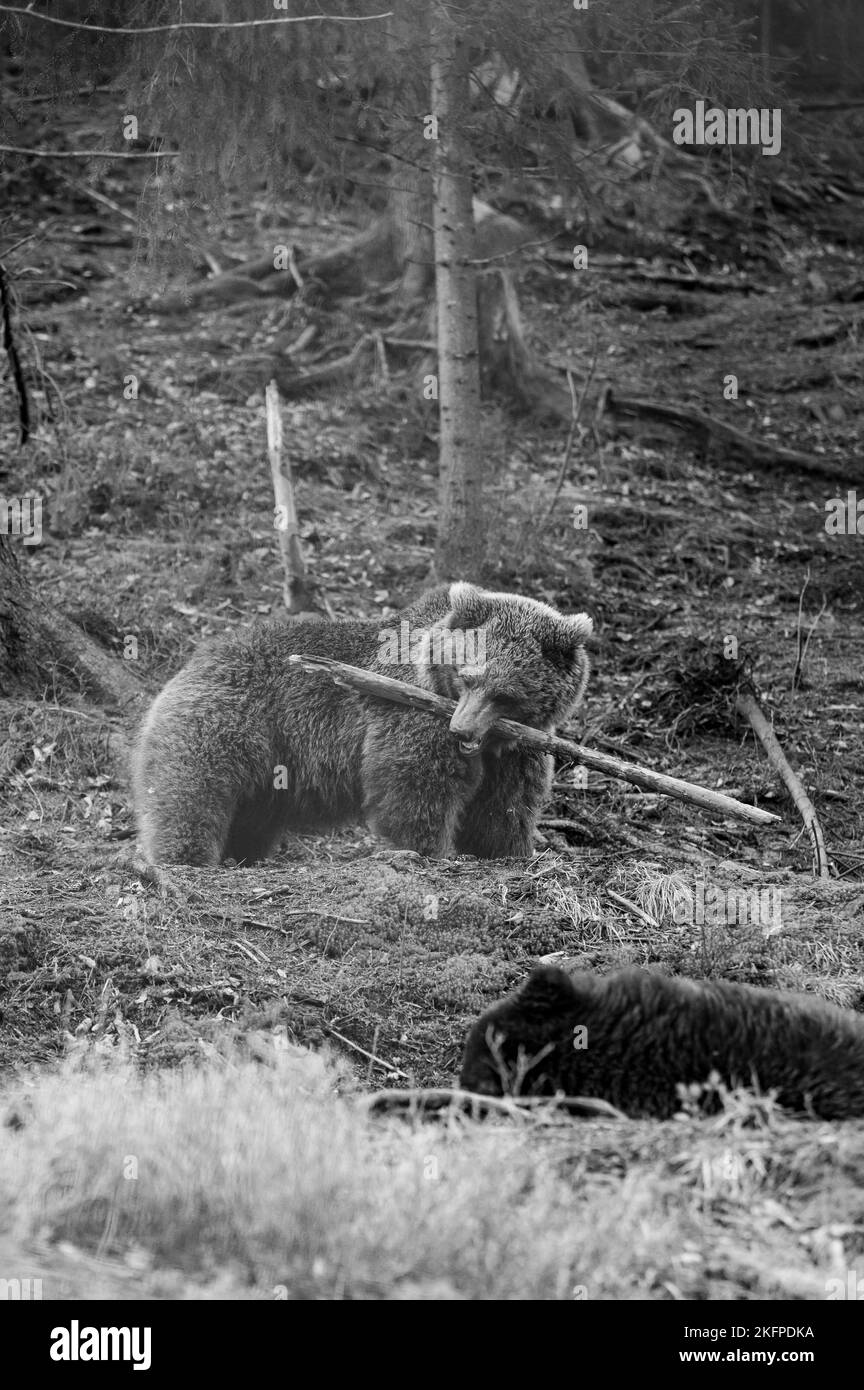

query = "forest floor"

[1,131,863,1299]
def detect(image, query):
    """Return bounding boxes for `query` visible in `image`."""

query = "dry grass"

[0,1045,657,1300]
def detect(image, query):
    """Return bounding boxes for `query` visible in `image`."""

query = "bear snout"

[449,689,499,755]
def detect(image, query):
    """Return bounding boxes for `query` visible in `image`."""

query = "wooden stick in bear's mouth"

[288,654,781,828]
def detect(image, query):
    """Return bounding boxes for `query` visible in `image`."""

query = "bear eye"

[492,696,523,719]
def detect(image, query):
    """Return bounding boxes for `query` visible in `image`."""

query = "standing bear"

[460,966,864,1120]
[132,582,592,865]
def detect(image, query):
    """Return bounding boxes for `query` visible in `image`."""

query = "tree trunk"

[384,1,433,311]
[429,10,484,583]
[389,154,434,307]
[0,534,145,712]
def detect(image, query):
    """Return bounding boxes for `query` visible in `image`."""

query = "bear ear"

[541,614,592,668]
[449,580,481,607]
[448,581,486,623]
[541,635,578,672]
[517,967,580,1010]
[564,613,593,644]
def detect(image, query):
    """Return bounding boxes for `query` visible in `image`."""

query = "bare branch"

[0,6,392,35]
[288,654,782,828]
[0,144,179,160]
[736,689,831,880]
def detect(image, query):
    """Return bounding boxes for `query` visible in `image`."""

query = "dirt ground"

[1,130,864,1299]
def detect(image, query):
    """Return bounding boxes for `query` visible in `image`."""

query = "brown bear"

[460,966,864,1119]
[132,582,592,865]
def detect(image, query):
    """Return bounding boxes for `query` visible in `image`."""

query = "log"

[287,654,781,828]
[0,534,145,713]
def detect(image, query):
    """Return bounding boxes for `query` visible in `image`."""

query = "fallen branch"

[735,688,830,880]
[792,570,827,693]
[383,336,436,350]
[54,170,139,226]
[288,654,781,828]
[607,391,838,478]
[323,1025,410,1080]
[617,267,761,295]
[363,1086,625,1119]
[281,324,317,357]
[604,888,659,930]
[273,335,373,396]
[798,99,864,111]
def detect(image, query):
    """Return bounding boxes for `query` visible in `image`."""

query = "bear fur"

[132,582,592,865]
[460,965,864,1119]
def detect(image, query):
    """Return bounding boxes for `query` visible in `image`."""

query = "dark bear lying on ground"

[460,966,864,1119]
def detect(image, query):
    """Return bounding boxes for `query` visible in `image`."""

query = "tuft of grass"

[542,879,608,938]
[618,864,692,926]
